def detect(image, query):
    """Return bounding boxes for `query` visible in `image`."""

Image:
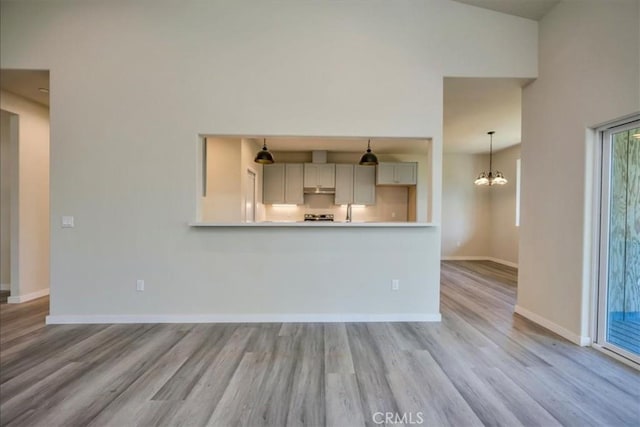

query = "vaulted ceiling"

[452,0,560,20]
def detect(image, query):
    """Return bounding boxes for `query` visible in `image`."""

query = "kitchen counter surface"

[189,221,437,227]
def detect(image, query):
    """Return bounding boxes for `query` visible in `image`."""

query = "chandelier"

[474,131,507,186]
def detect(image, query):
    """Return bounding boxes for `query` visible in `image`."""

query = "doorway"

[441,77,524,270]
[0,69,50,306]
[0,110,17,302]
[597,117,640,363]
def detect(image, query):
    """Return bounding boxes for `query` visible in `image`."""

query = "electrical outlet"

[392,279,399,291]
[136,279,145,291]
[61,216,75,228]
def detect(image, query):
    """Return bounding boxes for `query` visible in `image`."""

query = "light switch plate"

[61,216,75,228]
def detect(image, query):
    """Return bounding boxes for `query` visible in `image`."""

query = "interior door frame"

[245,167,257,223]
[0,109,20,297]
[594,115,640,364]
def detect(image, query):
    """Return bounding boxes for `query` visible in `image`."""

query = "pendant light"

[254,138,274,164]
[474,131,507,186]
[359,139,379,165]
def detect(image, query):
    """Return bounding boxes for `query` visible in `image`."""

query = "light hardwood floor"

[1,261,639,426]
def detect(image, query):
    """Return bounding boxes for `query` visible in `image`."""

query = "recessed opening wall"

[0,1,537,322]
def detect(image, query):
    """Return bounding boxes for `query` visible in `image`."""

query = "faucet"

[346,203,352,223]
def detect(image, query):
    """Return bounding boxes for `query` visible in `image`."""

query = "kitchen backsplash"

[264,187,409,222]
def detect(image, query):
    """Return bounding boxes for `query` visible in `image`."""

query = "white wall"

[489,144,520,264]
[441,153,491,257]
[0,0,537,321]
[203,138,242,222]
[519,0,640,343]
[0,110,12,289]
[0,91,50,300]
[202,137,263,222]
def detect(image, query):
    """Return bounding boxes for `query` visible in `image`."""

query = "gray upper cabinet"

[376,162,417,185]
[334,164,354,205]
[304,164,336,188]
[263,163,304,204]
[353,165,376,205]
[263,164,285,204]
[284,164,304,204]
[334,164,376,205]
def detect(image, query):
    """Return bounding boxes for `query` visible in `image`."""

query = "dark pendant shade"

[255,139,274,164]
[359,139,378,165]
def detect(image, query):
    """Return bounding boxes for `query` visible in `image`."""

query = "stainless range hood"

[304,186,335,195]
[304,150,335,194]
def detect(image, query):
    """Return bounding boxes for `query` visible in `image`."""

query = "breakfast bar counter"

[189,222,437,228]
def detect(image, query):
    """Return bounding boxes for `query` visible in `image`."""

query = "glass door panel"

[602,121,640,360]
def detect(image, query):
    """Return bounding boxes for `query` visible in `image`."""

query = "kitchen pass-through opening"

[195,135,433,224]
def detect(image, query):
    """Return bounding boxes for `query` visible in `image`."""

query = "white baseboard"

[514,305,591,346]
[46,312,442,325]
[7,288,49,304]
[486,257,519,269]
[0,283,10,291]
[441,256,518,269]
[442,255,486,261]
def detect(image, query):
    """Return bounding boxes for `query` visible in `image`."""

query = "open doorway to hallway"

[0,70,50,310]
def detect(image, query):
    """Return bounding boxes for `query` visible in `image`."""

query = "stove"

[304,214,334,222]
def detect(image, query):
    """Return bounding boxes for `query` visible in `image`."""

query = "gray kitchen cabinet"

[263,164,284,204]
[334,164,354,205]
[304,164,336,189]
[353,165,376,205]
[284,164,304,204]
[263,163,304,204]
[376,162,417,185]
[334,164,376,205]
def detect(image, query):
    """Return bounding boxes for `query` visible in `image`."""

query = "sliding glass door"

[598,118,640,362]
